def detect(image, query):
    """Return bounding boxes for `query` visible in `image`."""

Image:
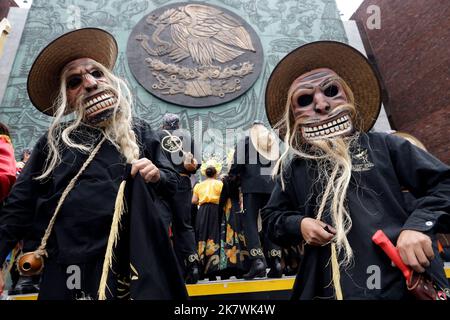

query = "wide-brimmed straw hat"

[249,121,279,161]
[27,28,118,116]
[265,41,381,133]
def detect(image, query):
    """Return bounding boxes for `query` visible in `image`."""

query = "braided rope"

[331,242,343,300]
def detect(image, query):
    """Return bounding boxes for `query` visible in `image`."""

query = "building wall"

[342,19,391,133]
[0,0,18,20]
[352,0,450,163]
[0,7,29,110]
[0,0,348,158]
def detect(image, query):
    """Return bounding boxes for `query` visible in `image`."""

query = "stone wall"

[0,0,348,159]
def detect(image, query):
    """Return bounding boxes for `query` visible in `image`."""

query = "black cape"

[229,136,276,194]
[102,167,187,300]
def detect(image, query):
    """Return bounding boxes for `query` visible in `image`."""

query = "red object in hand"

[372,230,412,281]
[373,230,448,300]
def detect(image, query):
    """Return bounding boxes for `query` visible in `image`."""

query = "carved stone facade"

[0,0,347,160]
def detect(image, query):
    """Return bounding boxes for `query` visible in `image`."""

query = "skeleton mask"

[289,68,354,141]
[63,58,118,126]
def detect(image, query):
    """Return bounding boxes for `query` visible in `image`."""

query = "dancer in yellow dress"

[192,159,223,280]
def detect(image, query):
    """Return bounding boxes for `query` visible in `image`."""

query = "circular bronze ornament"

[127,2,263,107]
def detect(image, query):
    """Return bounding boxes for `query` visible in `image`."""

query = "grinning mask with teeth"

[82,91,117,126]
[289,68,355,142]
[63,58,119,126]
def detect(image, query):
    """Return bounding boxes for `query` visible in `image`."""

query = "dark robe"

[229,136,275,194]
[156,129,199,272]
[229,136,280,261]
[0,119,184,299]
[262,132,450,299]
[101,168,187,300]
[156,128,200,176]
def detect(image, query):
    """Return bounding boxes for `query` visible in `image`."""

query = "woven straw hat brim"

[27,28,118,116]
[249,125,280,161]
[393,131,427,151]
[265,41,381,133]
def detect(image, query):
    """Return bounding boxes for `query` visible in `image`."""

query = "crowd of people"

[154,114,302,283]
[0,28,449,300]
[0,115,302,297]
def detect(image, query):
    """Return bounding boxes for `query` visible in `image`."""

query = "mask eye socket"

[90,70,103,78]
[297,95,313,107]
[324,84,339,97]
[66,76,82,89]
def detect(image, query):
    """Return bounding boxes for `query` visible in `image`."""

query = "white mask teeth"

[84,92,116,115]
[302,113,353,141]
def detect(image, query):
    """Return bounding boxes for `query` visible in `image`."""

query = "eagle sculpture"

[137,4,256,66]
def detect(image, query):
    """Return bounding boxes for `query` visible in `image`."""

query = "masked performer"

[262,41,450,299]
[229,121,282,279]
[0,28,186,300]
[157,113,200,284]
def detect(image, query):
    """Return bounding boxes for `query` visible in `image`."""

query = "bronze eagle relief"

[127,2,264,107]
